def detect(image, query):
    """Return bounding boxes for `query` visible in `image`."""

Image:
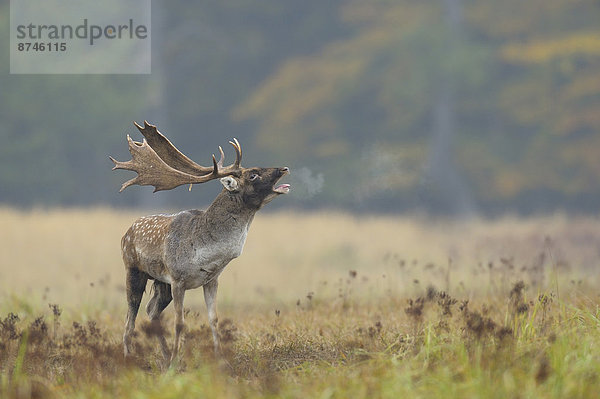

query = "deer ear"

[220,176,239,192]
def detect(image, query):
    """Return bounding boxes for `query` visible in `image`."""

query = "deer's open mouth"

[273,183,290,194]
[273,167,290,194]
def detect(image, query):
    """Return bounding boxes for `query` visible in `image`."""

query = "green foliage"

[2,287,600,398]
[1,1,600,212]
[235,0,600,211]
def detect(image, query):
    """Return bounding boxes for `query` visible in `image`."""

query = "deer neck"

[204,190,257,229]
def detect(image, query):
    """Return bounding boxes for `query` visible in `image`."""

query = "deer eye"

[249,173,259,181]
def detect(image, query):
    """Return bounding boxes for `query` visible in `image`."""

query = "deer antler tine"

[134,121,144,132]
[211,154,219,174]
[109,135,140,171]
[217,146,225,168]
[109,156,132,171]
[234,138,242,167]
[119,177,138,193]
[109,156,119,170]
[229,138,242,168]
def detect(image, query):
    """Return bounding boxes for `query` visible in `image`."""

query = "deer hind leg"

[146,280,172,361]
[123,267,149,357]
[146,280,172,319]
[170,282,186,364]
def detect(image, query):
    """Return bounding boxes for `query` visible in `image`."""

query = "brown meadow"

[1,208,600,398]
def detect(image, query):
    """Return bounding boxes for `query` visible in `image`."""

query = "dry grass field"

[1,207,600,398]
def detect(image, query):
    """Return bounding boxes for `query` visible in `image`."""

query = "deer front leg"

[170,282,186,364]
[203,278,221,355]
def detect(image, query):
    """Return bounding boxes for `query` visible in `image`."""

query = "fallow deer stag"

[110,121,290,364]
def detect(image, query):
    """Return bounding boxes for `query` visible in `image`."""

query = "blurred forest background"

[1,0,600,215]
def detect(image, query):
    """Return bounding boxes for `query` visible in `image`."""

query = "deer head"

[110,121,290,208]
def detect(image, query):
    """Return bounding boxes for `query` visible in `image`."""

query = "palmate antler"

[110,121,242,192]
